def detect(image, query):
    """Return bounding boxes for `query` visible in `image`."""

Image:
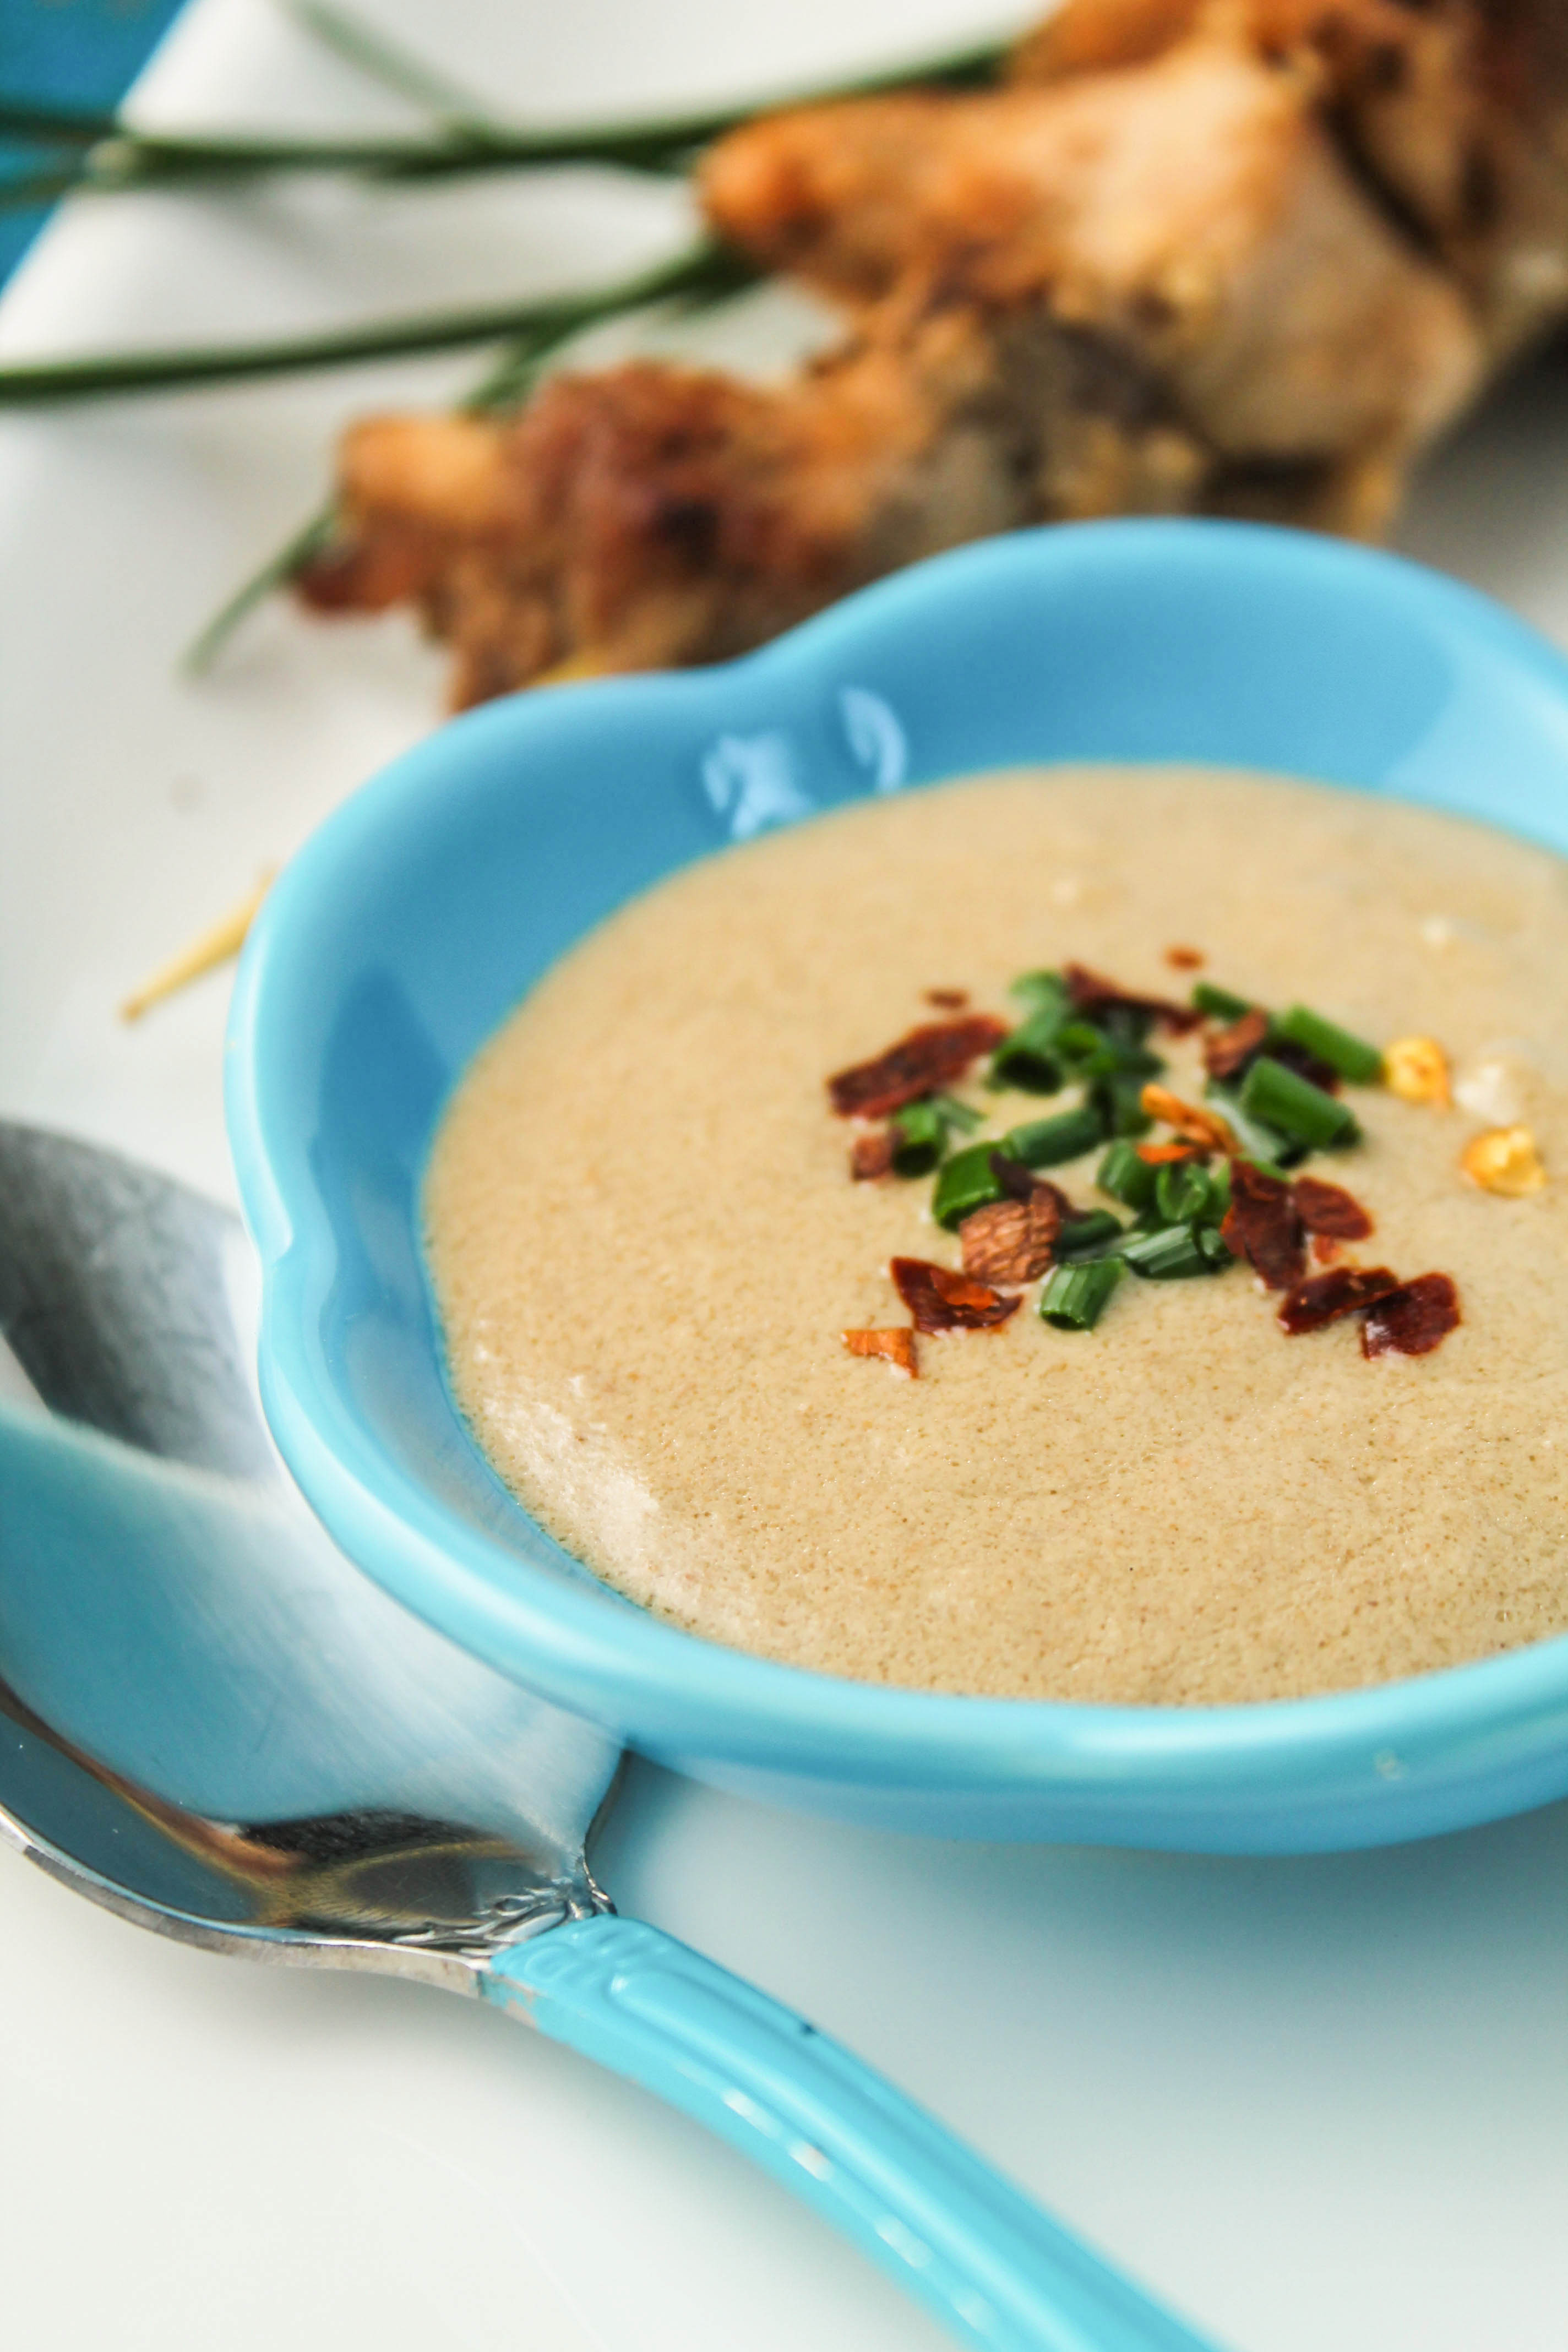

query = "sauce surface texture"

[425,769,1568,1703]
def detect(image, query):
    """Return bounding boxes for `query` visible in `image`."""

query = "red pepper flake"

[1277,1265,1402,1335]
[1063,962,1202,1035]
[1164,945,1204,970]
[1311,1233,1342,1267]
[1360,1272,1461,1359]
[850,1129,897,1182]
[890,1256,1021,1333]
[1221,1159,1306,1291]
[959,1193,1062,1286]
[1136,1140,1208,1166]
[1292,1175,1374,1241]
[842,1327,918,1376]
[1203,1008,1269,1084]
[827,1016,1008,1120]
[924,986,970,1010]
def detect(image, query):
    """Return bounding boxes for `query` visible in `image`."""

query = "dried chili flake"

[1221,1159,1306,1291]
[842,1327,918,1376]
[1311,1233,1342,1267]
[827,1016,1008,1120]
[924,986,970,1010]
[1135,1140,1207,1166]
[1203,1008,1270,1084]
[1277,1265,1402,1335]
[850,1129,897,1182]
[1292,1175,1373,1240]
[1360,1272,1461,1359]
[959,1192,1062,1286]
[1063,962,1203,1035]
[1165,945,1204,970]
[1140,1084,1237,1156]
[890,1256,1021,1333]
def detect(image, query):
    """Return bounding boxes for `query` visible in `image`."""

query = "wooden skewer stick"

[120,869,274,1022]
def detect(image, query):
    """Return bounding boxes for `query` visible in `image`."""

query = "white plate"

[4,7,1568,2346]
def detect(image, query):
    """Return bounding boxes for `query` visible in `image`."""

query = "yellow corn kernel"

[1460,1125,1545,1197]
[1383,1035,1450,1107]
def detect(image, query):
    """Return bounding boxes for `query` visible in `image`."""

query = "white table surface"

[3,6,1568,2347]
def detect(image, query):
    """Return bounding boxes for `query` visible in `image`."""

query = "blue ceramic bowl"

[229,519,1568,1853]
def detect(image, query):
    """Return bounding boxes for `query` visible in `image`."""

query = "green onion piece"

[929,1091,981,1133]
[1009,969,1068,1015]
[1154,1160,1215,1226]
[1097,1001,1153,1047]
[1003,1102,1106,1169]
[1096,1140,1158,1214]
[1271,1005,1384,1085]
[1056,1209,1125,1260]
[989,1010,1064,1095]
[1239,1057,1360,1150]
[932,1141,1007,1228]
[891,1100,946,1177]
[1080,1037,1163,1080]
[1092,1075,1153,1138]
[1208,1158,1233,1219]
[1120,1224,1225,1280]
[1053,1020,1104,1064]
[1039,1256,1124,1331]
[1204,1082,1303,1170]
[1192,981,1257,1022]
[1195,1223,1234,1267]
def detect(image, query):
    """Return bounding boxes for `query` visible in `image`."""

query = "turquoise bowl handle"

[485,1915,1220,2352]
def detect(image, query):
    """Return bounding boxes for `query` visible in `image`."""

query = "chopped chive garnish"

[929,1091,982,1133]
[1039,1255,1124,1330]
[1204,1081,1304,1169]
[1003,1102,1106,1168]
[932,1140,1007,1228]
[1097,1000,1155,1047]
[1155,1159,1216,1225]
[891,1099,946,1177]
[1120,1224,1227,1280]
[1195,1223,1234,1267]
[1271,1005,1384,1085]
[1080,1037,1164,1080]
[1240,1056,1360,1150]
[1091,1074,1153,1138]
[1009,968,1068,1014]
[1096,1139,1158,1214]
[1056,1208,1125,1260]
[989,1009,1064,1094]
[1192,981,1256,1022]
[1208,1157,1233,1219]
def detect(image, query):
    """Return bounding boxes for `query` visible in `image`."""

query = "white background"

[3,4,1568,2346]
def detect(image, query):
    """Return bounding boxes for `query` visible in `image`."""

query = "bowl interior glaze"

[228,520,1568,1852]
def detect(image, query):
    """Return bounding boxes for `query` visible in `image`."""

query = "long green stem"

[180,238,754,672]
[0,30,1009,199]
[0,239,756,406]
[279,0,496,133]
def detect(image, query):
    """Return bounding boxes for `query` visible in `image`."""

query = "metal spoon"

[0,1120,1217,2352]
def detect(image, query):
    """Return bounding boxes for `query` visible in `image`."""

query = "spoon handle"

[484,1914,1222,2352]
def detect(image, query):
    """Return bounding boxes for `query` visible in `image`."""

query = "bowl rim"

[227,516,1568,1799]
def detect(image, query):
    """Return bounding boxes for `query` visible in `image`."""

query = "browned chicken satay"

[300,294,1208,706]
[1014,0,1568,352]
[705,25,1483,515]
[301,11,1482,697]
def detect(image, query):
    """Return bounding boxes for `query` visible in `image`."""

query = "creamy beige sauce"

[425,769,1568,1704]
